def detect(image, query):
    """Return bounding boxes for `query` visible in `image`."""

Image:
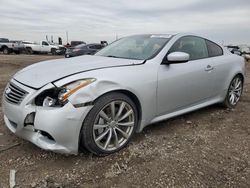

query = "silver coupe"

[2,33,245,155]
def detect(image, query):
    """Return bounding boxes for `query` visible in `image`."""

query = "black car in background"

[65,43,104,58]
[226,45,242,56]
[70,41,86,47]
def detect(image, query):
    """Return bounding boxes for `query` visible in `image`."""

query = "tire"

[80,92,138,156]
[26,48,33,54]
[222,75,243,108]
[2,47,9,54]
[14,50,20,54]
[51,48,56,55]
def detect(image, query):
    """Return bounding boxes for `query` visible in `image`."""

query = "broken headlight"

[35,78,96,107]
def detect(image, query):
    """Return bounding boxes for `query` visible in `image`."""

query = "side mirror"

[162,52,190,64]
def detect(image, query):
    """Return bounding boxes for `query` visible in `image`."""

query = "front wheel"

[222,75,243,108]
[2,47,9,54]
[80,93,138,156]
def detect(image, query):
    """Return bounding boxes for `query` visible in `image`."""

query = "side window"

[88,45,95,49]
[206,40,223,57]
[42,41,49,46]
[169,36,208,61]
[95,45,103,49]
[88,45,103,49]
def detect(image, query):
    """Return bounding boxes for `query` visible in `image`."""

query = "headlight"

[58,78,96,103]
[35,78,96,107]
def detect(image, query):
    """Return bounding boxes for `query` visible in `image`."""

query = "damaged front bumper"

[2,79,92,155]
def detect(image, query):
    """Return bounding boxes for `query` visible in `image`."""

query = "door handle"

[205,65,214,71]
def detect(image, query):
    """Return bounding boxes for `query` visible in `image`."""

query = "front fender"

[67,80,124,105]
[53,63,158,132]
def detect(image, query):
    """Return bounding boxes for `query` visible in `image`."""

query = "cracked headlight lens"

[58,78,96,102]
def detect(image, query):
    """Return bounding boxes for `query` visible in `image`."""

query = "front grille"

[5,82,28,105]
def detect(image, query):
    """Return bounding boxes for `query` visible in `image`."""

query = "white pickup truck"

[24,40,59,55]
[0,38,23,54]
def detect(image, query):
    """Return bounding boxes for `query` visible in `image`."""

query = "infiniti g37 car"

[2,33,245,155]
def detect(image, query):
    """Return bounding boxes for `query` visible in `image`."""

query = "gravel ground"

[0,54,249,188]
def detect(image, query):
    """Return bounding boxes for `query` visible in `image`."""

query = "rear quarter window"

[206,40,223,57]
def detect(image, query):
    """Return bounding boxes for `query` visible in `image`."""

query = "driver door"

[157,36,216,116]
[41,41,50,52]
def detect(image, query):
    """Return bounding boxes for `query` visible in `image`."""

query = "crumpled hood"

[14,55,143,89]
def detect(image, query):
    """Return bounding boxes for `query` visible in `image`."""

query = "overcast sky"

[0,0,250,45]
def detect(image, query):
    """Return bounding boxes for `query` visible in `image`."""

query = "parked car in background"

[24,40,59,55]
[226,45,242,56]
[239,46,250,61]
[65,43,104,58]
[10,40,25,54]
[70,41,86,47]
[0,38,15,54]
[239,45,250,54]
[22,41,35,45]
[55,46,66,55]
[226,45,250,61]
[2,33,245,155]
[47,42,66,55]
[101,41,108,46]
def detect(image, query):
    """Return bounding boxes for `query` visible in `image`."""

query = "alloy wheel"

[93,100,135,151]
[228,77,243,106]
[3,48,8,54]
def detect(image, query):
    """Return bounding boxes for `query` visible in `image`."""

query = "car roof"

[86,43,103,46]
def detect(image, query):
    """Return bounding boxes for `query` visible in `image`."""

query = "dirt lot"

[0,54,249,188]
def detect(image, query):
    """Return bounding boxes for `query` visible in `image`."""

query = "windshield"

[0,38,9,42]
[95,35,171,60]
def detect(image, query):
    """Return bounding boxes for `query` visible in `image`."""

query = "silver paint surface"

[2,33,246,154]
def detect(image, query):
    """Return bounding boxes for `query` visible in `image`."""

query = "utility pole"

[66,31,69,44]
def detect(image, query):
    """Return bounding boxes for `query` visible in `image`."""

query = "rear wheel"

[26,48,33,54]
[80,93,138,156]
[222,75,243,108]
[51,48,57,55]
